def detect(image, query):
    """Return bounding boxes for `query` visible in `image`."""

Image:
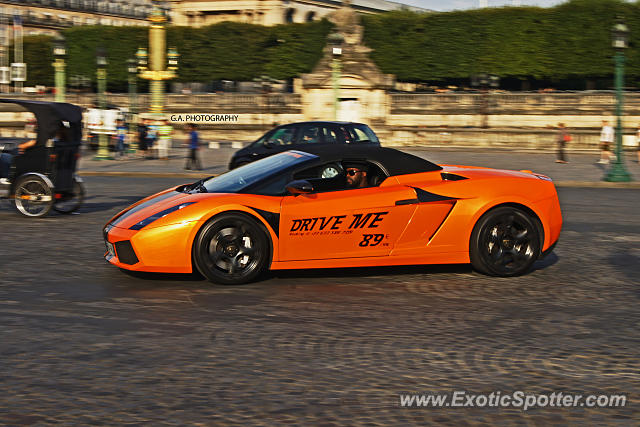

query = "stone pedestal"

[300,2,394,125]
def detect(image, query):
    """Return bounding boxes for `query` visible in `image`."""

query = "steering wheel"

[319,163,344,179]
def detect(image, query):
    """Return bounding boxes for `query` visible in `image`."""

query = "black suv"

[228,121,380,169]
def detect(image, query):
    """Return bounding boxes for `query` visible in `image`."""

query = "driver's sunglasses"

[346,169,361,176]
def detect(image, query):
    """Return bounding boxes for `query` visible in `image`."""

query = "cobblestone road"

[0,177,638,425]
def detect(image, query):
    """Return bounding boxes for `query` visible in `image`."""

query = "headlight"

[129,202,196,230]
[534,174,553,182]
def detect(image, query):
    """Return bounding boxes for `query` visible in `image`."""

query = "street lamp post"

[328,31,343,121]
[52,34,66,102]
[137,6,178,117]
[127,57,138,152]
[605,19,632,182]
[94,46,111,160]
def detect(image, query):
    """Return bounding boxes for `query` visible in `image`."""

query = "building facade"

[169,0,427,27]
[0,0,171,36]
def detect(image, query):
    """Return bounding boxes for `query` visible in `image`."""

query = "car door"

[278,183,417,261]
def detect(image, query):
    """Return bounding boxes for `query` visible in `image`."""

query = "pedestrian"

[156,118,173,160]
[598,120,614,164]
[555,122,570,163]
[115,119,127,159]
[137,118,149,157]
[185,123,202,170]
[636,124,640,163]
[147,120,158,159]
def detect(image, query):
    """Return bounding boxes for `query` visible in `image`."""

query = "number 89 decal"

[359,234,385,247]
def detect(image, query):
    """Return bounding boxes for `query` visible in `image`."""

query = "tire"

[193,213,271,285]
[469,206,541,277]
[14,175,54,217]
[53,177,85,214]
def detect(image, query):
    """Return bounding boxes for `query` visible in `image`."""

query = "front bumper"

[103,220,200,273]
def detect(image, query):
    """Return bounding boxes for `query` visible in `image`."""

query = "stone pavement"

[77,145,640,188]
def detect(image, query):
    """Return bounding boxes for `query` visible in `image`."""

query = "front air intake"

[114,240,139,265]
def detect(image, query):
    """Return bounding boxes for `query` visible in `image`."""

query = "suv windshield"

[202,151,316,193]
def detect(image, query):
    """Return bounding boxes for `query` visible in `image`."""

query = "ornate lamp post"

[328,31,343,121]
[137,5,178,116]
[127,57,138,151]
[52,34,66,102]
[94,46,111,160]
[605,19,632,182]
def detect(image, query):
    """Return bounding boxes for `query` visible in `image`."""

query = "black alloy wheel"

[53,177,85,214]
[470,206,541,277]
[14,175,54,217]
[193,213,271,285]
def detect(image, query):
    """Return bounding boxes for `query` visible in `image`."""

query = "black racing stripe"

[250,207,280,238]
[112,191,179,227]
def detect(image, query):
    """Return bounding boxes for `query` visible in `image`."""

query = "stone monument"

[300,0,394,125]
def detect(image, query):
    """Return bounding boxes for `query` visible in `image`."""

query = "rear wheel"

[14,175,53,217]
[470,206,541,276]
[193,213,271,285]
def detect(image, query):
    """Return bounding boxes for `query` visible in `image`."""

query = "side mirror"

[286,179,314,195]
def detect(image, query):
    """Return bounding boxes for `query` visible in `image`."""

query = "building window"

[285,8,295,24]
[306,11,315,22]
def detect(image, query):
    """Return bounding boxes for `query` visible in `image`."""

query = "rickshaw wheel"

[14,175,54,217]
[53,177,85,214]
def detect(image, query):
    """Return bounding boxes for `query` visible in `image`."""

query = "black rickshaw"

[0,99,85,217]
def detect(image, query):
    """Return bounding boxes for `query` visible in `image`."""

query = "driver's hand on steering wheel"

[18,139,36,154]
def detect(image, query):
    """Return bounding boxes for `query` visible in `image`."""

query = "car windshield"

[202,151,317,193]
[351,124,379,143]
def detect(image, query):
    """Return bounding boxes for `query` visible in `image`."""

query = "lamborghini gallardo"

[104,146,562,284]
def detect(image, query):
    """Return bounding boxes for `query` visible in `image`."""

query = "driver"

[343,161,369,189]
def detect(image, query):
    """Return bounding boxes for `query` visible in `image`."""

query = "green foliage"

[21,36,54,86]
[362,0,640,82]
[21,20,331,90]
[21,0,640,88]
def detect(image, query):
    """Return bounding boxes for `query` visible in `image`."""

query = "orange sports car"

[104,146,562,285]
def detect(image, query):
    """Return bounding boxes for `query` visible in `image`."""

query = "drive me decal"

[289,211,389,237]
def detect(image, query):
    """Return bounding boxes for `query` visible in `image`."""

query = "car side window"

[322,127,339,143]
[300,126,322,144]
[266,126,296,146]
[348,124,379,144]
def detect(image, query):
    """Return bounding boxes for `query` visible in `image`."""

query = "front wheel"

[53,176,85,214]
[470,206,541,277]
[193,213,271,285]
[14,175,54,217]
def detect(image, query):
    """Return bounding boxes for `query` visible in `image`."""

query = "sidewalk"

[77,145,640,188]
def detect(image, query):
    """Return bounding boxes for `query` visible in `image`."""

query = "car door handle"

[395,198,419,206]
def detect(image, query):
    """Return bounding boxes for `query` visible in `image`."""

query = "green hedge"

[19,20,331,90]
[18,0,640,89]
[362,0,639,83]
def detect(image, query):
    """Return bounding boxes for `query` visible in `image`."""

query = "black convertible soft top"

[0,99,83,147]
[294,145,442,176]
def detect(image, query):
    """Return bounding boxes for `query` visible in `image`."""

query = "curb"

[77,171,640,189]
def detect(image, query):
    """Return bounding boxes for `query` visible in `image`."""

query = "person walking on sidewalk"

[185,123,202,170]
[555,123,570,163]
[156,118,173,160]
[636,124,640,163]
[599,120,614,164]
[115,119,127,159]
